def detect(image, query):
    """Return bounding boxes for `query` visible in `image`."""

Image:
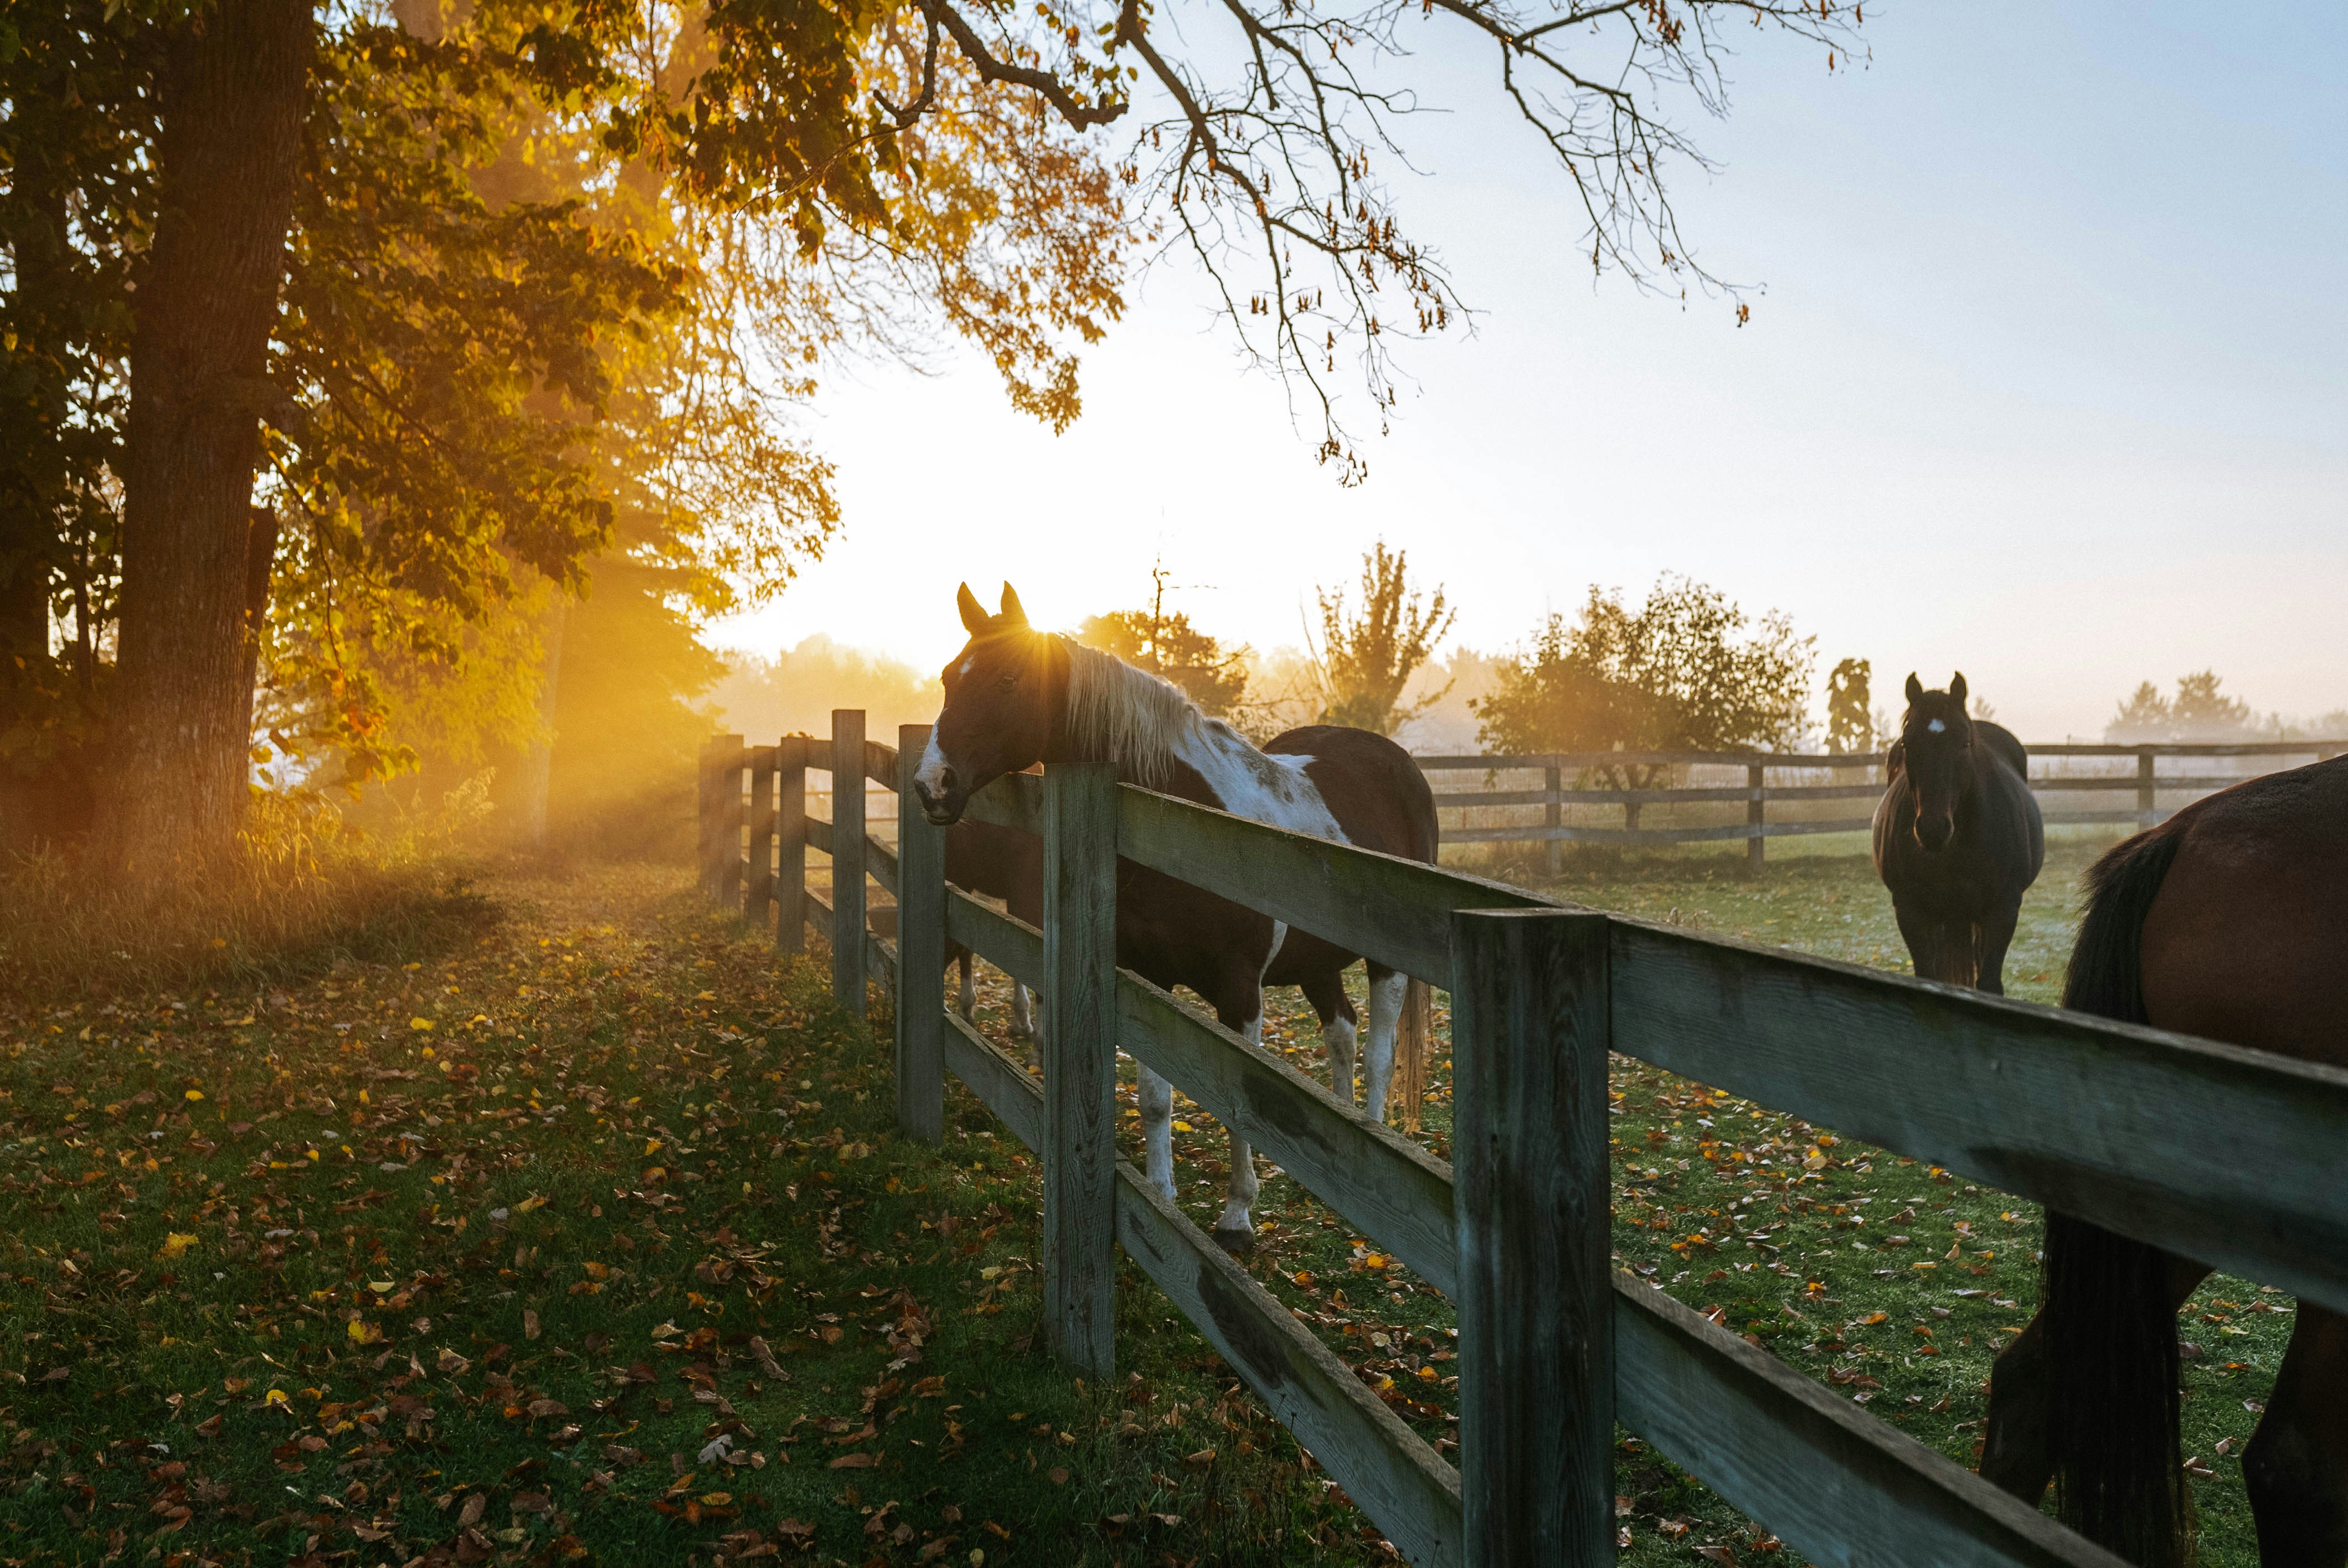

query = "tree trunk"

[516,594,569,853]
[99,0,315,868]
[0,127,79,852]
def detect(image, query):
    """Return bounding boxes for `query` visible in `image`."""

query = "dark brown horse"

[943,818,1038,1038]
[1981,755,2348,1565]
[912,583,1438,1248]
[1873,672,2045,993]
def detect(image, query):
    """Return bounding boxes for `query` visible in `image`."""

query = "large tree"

[1472,575,1814,780]
[4,0,1858,863]
[1307,541,1454,735]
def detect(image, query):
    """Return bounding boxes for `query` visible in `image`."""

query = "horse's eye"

[997,674,1019,690]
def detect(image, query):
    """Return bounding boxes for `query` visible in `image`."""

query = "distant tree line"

[1057,547,1840,766]
[2105,673,2348,745]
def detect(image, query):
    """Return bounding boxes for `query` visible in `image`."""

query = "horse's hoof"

[1210,1226,1254,1256]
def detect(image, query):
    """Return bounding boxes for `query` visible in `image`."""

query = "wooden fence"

[1423,741,2345,869]
[701,716,2348,1568]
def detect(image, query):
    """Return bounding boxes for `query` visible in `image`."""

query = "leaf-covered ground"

[0,840,2293,1566]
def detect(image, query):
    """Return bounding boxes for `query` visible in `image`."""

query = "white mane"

[1059,638,1223,790]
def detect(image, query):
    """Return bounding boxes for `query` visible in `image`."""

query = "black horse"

[1872,672,2044,994]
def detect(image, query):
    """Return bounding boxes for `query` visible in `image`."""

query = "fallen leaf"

[827,1451,879,1469]
[523,1310,540,1341]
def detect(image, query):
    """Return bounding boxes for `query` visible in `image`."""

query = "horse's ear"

[999,584,1029,626]
[957,583,989,636]
[1949,671,1968,704]
[1904,672,1924,704]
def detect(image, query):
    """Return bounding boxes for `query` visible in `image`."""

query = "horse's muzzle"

[1914,812,1955,853]
[912,771,967,828]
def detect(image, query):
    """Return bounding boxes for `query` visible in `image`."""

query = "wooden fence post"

[1042,761,1118,1378]
[746,744,775,932]
[832,711,867,1018]
[897,725,946,1144]
[1543,761,1562,876]
[776,736,806,956]
[2137,746,2157,826]
[1452,907,1614,1568]
[1747,760,1767,871]
[702,735,744,908]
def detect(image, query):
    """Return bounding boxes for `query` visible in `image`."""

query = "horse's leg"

[1207,970,1268,1254]
[1981,1252,2210,1504]
[1008,982,1035,1040]
[954,949,976,1022]
[1892,900,1940,982]
[1974,898,2023,997]
[2246,1301,2348,1566]
[1137,1063,1176,1203]
[1362,964,1409,1124]
[1300,969,1358,1107]
[1981,1315,2058,1500]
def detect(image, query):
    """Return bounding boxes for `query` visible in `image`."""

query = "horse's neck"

[1051,644,1345,837]
[1168,723,1346,838]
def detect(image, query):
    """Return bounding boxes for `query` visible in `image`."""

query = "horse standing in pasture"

[1979,755,2348,1566]
[910,582,1438,1250]
[1873,672,2045,993]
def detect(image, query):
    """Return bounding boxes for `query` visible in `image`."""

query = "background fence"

[701,716,2348,1568]
[1420,741,2346,868]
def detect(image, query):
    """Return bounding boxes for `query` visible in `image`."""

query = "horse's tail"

[1394,978,1432,1132]
[2045,827,2189,1566]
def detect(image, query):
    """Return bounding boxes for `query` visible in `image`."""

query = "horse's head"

[912,582,1062,826]
[1899,671,1975,853]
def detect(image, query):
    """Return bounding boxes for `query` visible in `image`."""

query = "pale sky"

[706,0,2348,743]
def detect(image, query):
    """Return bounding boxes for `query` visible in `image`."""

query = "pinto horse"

[910,583,1438,1249]
[1980,755,2348,1566]
[1873,672,2045,993]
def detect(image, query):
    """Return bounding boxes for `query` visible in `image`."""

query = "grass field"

[0,836,2295,1566]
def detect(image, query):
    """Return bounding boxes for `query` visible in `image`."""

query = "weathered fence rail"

[700,718,2348,1568]
[1423,740,2345,869]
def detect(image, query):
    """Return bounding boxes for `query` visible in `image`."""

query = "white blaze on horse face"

[1927,719,1946,734]
[914,729,952,800]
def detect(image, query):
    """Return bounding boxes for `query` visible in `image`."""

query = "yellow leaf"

[184,1089,204,1102]
[346,1320,381,1345]
[265,1388,289,1406]
[516,1194,547,1213]
[695,991,717,1002]
[1172,1121,1193,1132]
[645,1139,663,1156]
[157,1232,199,1260]
[409,1018,434,1032]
